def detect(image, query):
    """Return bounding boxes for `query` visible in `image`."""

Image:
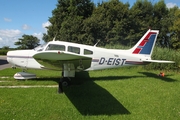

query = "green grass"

[0,67,180,120]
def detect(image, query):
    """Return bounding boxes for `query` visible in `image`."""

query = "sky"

[0,0,179,48]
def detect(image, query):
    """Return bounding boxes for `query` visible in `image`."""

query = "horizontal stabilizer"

[143,60,175,63]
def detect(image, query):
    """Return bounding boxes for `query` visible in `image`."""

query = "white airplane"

[7,29,174,93]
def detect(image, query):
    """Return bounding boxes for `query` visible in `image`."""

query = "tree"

[15,34,40,49]
[169,7,180,50]
[153,0,169,47]
[83,0,130,46]
[2,46,9,50]
[129,0,153,41]
[42,0,180,49]
[43,0,94,43]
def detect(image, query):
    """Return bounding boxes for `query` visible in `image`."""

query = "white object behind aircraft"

[7,29,174,92]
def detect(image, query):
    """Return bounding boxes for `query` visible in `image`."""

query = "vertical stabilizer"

[130,29,159,57]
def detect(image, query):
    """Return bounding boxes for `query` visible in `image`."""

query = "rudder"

[130,29,159,56]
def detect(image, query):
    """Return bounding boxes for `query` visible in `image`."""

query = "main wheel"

[61,77,71,87]
[62,80,69,87]
[58,77,71,93]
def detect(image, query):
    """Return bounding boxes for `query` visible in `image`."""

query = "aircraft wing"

[143,59,175,63]
[33,51,92,71]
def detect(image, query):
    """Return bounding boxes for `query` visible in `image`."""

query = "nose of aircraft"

[6,50,32,65]
[6,51,13,63]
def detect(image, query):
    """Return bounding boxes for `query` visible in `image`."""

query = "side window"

[84,49,93,55]
[68,46,80,54]
[46,44,65,51]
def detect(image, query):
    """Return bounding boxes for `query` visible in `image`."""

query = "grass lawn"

[0,67,179,120]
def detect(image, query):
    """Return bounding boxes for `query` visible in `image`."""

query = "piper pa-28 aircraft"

[7,29,174,93]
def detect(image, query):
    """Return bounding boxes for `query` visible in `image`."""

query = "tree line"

[15,0,180,50]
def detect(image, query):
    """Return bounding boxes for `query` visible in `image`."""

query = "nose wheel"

[58,77,71,93]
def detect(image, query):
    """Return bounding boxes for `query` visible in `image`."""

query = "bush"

[146,47,180,70]
[0,50,8,55]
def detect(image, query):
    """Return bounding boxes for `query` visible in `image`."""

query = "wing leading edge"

[33,51,92,71]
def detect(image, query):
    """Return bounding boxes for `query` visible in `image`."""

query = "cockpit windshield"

[34,43,47,51]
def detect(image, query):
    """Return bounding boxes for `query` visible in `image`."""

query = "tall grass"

[105,44,131,49]
[148,47,180,70]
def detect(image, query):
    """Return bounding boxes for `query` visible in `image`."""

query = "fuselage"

[7,41,149,71]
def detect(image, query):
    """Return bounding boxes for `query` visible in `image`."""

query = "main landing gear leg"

[58,72,64,94]
[58,79,63,93]
[58,63,75,93]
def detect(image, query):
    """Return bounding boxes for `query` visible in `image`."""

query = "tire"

[61,77,70,87]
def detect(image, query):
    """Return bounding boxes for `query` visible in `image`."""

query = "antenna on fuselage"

[52,33,57,41]
[94,40,100,47]
[52,37,56,41]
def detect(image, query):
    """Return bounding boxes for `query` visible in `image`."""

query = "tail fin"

[130,29,159,56]
[129,29,174,63]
